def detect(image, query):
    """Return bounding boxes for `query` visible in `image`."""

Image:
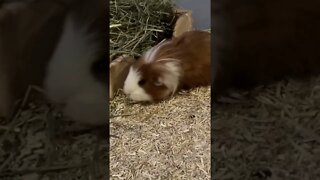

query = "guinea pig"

[212,0,320,99]
[0,0,108,126]
[123,30,211,102]
[0,0,68,119]
[44,0,108,126]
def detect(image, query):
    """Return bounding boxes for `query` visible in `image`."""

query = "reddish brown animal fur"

[123,30,211,102]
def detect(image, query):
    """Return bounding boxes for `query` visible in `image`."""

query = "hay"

[213,75,320,179]
[109,0,176,60]
[110,87,211,179]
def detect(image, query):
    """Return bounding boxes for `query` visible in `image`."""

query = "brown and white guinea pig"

[0,0,107,125]
[43,0,107,126]
[123,30,211,102]
[212,0,320,99]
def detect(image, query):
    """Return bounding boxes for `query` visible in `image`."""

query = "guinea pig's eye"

[138,79,146,86]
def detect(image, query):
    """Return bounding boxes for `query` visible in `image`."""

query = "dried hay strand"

[213,75,320,180]
[109,0,176,60]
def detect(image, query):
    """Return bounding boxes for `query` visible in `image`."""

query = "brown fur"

[132,61,170,101]
[133,30,211,102]
[173,31,211,89]
[110,56,134,99]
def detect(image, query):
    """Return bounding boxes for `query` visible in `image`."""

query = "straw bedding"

[214,75,320,180]
[0,86,108,179]
[110,87,211,179]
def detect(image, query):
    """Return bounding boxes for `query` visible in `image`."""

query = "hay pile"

[213,75,320,179]
[109,0,176,60]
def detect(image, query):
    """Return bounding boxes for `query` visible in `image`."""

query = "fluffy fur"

[44,10,106,125]
[0,0,67,118]
[123,30,211,102]
[0,0,107,125]
[123,67,153,102]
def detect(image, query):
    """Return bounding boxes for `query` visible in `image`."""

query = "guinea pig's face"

[123,39,182,102]
[123,58,181,102]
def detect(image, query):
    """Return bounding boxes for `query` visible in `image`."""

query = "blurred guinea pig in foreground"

[123,30,211,102]
[0,0,107,125]
[212,0,320,99]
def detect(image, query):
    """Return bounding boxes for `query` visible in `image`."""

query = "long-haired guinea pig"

[0,0,107,125]
[123,30,211,102]
[212,0,320,99]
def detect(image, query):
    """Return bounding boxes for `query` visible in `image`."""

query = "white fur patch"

[123,67,152,102]
[44,13,98,102]
[44,13,106,125]
[143,40,171,63]
[162,61,181,94]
